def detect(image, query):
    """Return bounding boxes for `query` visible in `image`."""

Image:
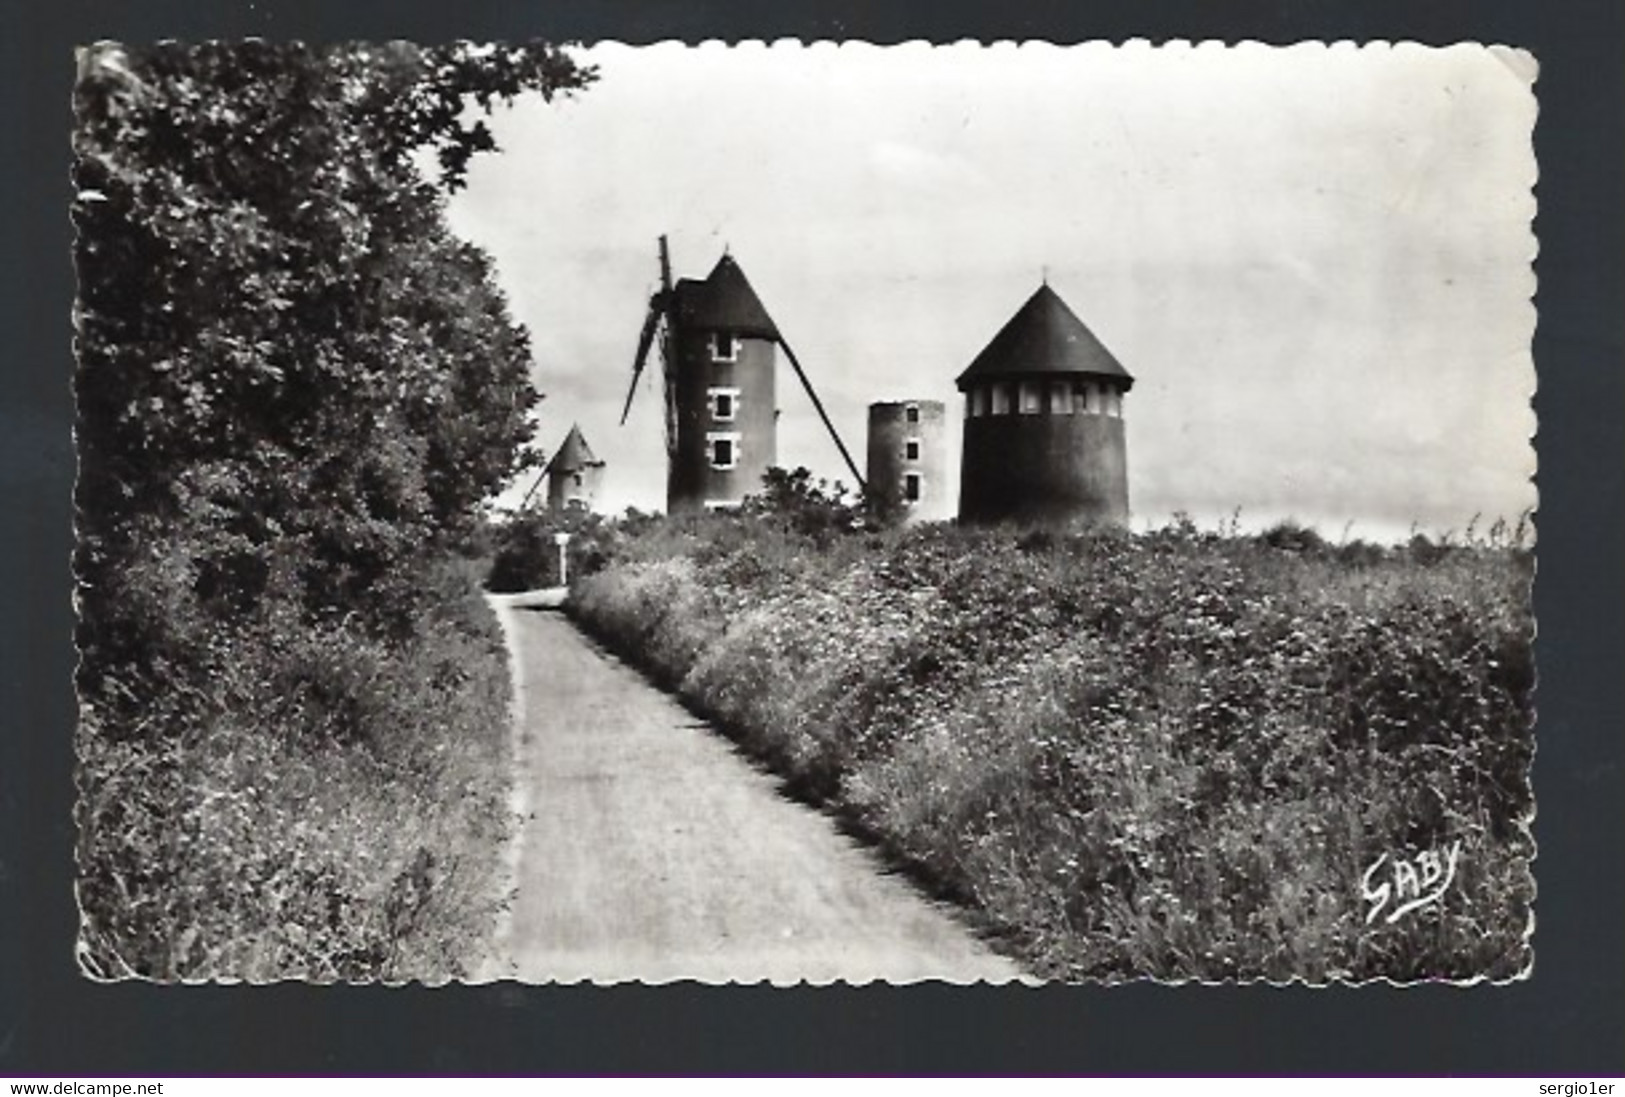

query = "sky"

[445,41,1537,542]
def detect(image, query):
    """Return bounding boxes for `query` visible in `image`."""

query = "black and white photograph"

[72,40,1537,986]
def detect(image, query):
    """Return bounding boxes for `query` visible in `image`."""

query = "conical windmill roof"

[955,283,1134,389]
[672,254,781,340]
[544,424,603,474]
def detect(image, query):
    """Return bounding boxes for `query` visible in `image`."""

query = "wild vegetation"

[487,504,645,593]
[73,41,593,980]
[485,469,843,592]
[566,489,1534,982]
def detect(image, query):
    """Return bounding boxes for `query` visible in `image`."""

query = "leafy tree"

[742,466,863,541]
[73,41,595,669]
[486,504,608,592]
[72,42,598,978]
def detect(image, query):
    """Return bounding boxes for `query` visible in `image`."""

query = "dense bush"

[571,515,1535,982]
[485,505,630,592]
[76,559,514,981]
[484,466,856,593]
[72,42,594,979]
[742,466,864,541]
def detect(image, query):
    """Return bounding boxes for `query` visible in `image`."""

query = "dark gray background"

[3,0,1619,1076]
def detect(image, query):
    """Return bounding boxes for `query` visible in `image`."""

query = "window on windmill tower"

[1049,380,1074,414]
[991,383,1011,415]
[905,404,920,423]
[968,388,987,418]
[1082,382,1100,414]
[1019,381,1042,414]
[905,438,921,461]
[904,473,922,503]
[711,332,738,362]
[709,386,739,422]
[708,432,740,470]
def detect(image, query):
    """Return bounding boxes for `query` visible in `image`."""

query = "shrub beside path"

[480,597,1025,984]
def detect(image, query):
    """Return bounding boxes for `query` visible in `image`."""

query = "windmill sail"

[620,301,661,426]
[778,334,866,493]
[621,236,680,460]
[657,236,677,460]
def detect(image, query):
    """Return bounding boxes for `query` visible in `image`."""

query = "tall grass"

[570,515,1534,982]
[76,558,515,982]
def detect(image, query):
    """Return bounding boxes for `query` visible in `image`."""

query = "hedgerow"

[76,559,514,981]
[73,42,594,980]
[570,513,1534,982]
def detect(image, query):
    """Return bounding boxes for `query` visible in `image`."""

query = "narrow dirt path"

[482,597,1024,984]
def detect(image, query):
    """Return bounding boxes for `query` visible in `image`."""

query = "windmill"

[619,235,865,513]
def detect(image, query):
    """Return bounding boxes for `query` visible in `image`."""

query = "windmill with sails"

[620,235,863,513]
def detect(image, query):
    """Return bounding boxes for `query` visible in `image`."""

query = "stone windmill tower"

[541,423,605,512]
[866,400,949,526]
[620,237,864,513]
[956,283,1134,526]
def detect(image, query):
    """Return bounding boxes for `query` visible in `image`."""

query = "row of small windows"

[966,380,1123,419]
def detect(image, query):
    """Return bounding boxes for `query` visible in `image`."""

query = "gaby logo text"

[1361,839,1463,926]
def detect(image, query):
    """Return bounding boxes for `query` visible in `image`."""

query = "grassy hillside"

[568,512,1534,982]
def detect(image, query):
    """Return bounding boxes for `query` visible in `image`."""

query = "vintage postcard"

[73,40,1536,984]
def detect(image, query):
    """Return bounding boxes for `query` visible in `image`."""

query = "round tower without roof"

[666,255,780,513]
[956,283,1134,526]
[866,400,949,526]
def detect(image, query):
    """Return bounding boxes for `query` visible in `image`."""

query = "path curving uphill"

[481,594,1025,985]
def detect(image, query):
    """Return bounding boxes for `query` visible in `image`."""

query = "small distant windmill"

[620,235,864,513]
